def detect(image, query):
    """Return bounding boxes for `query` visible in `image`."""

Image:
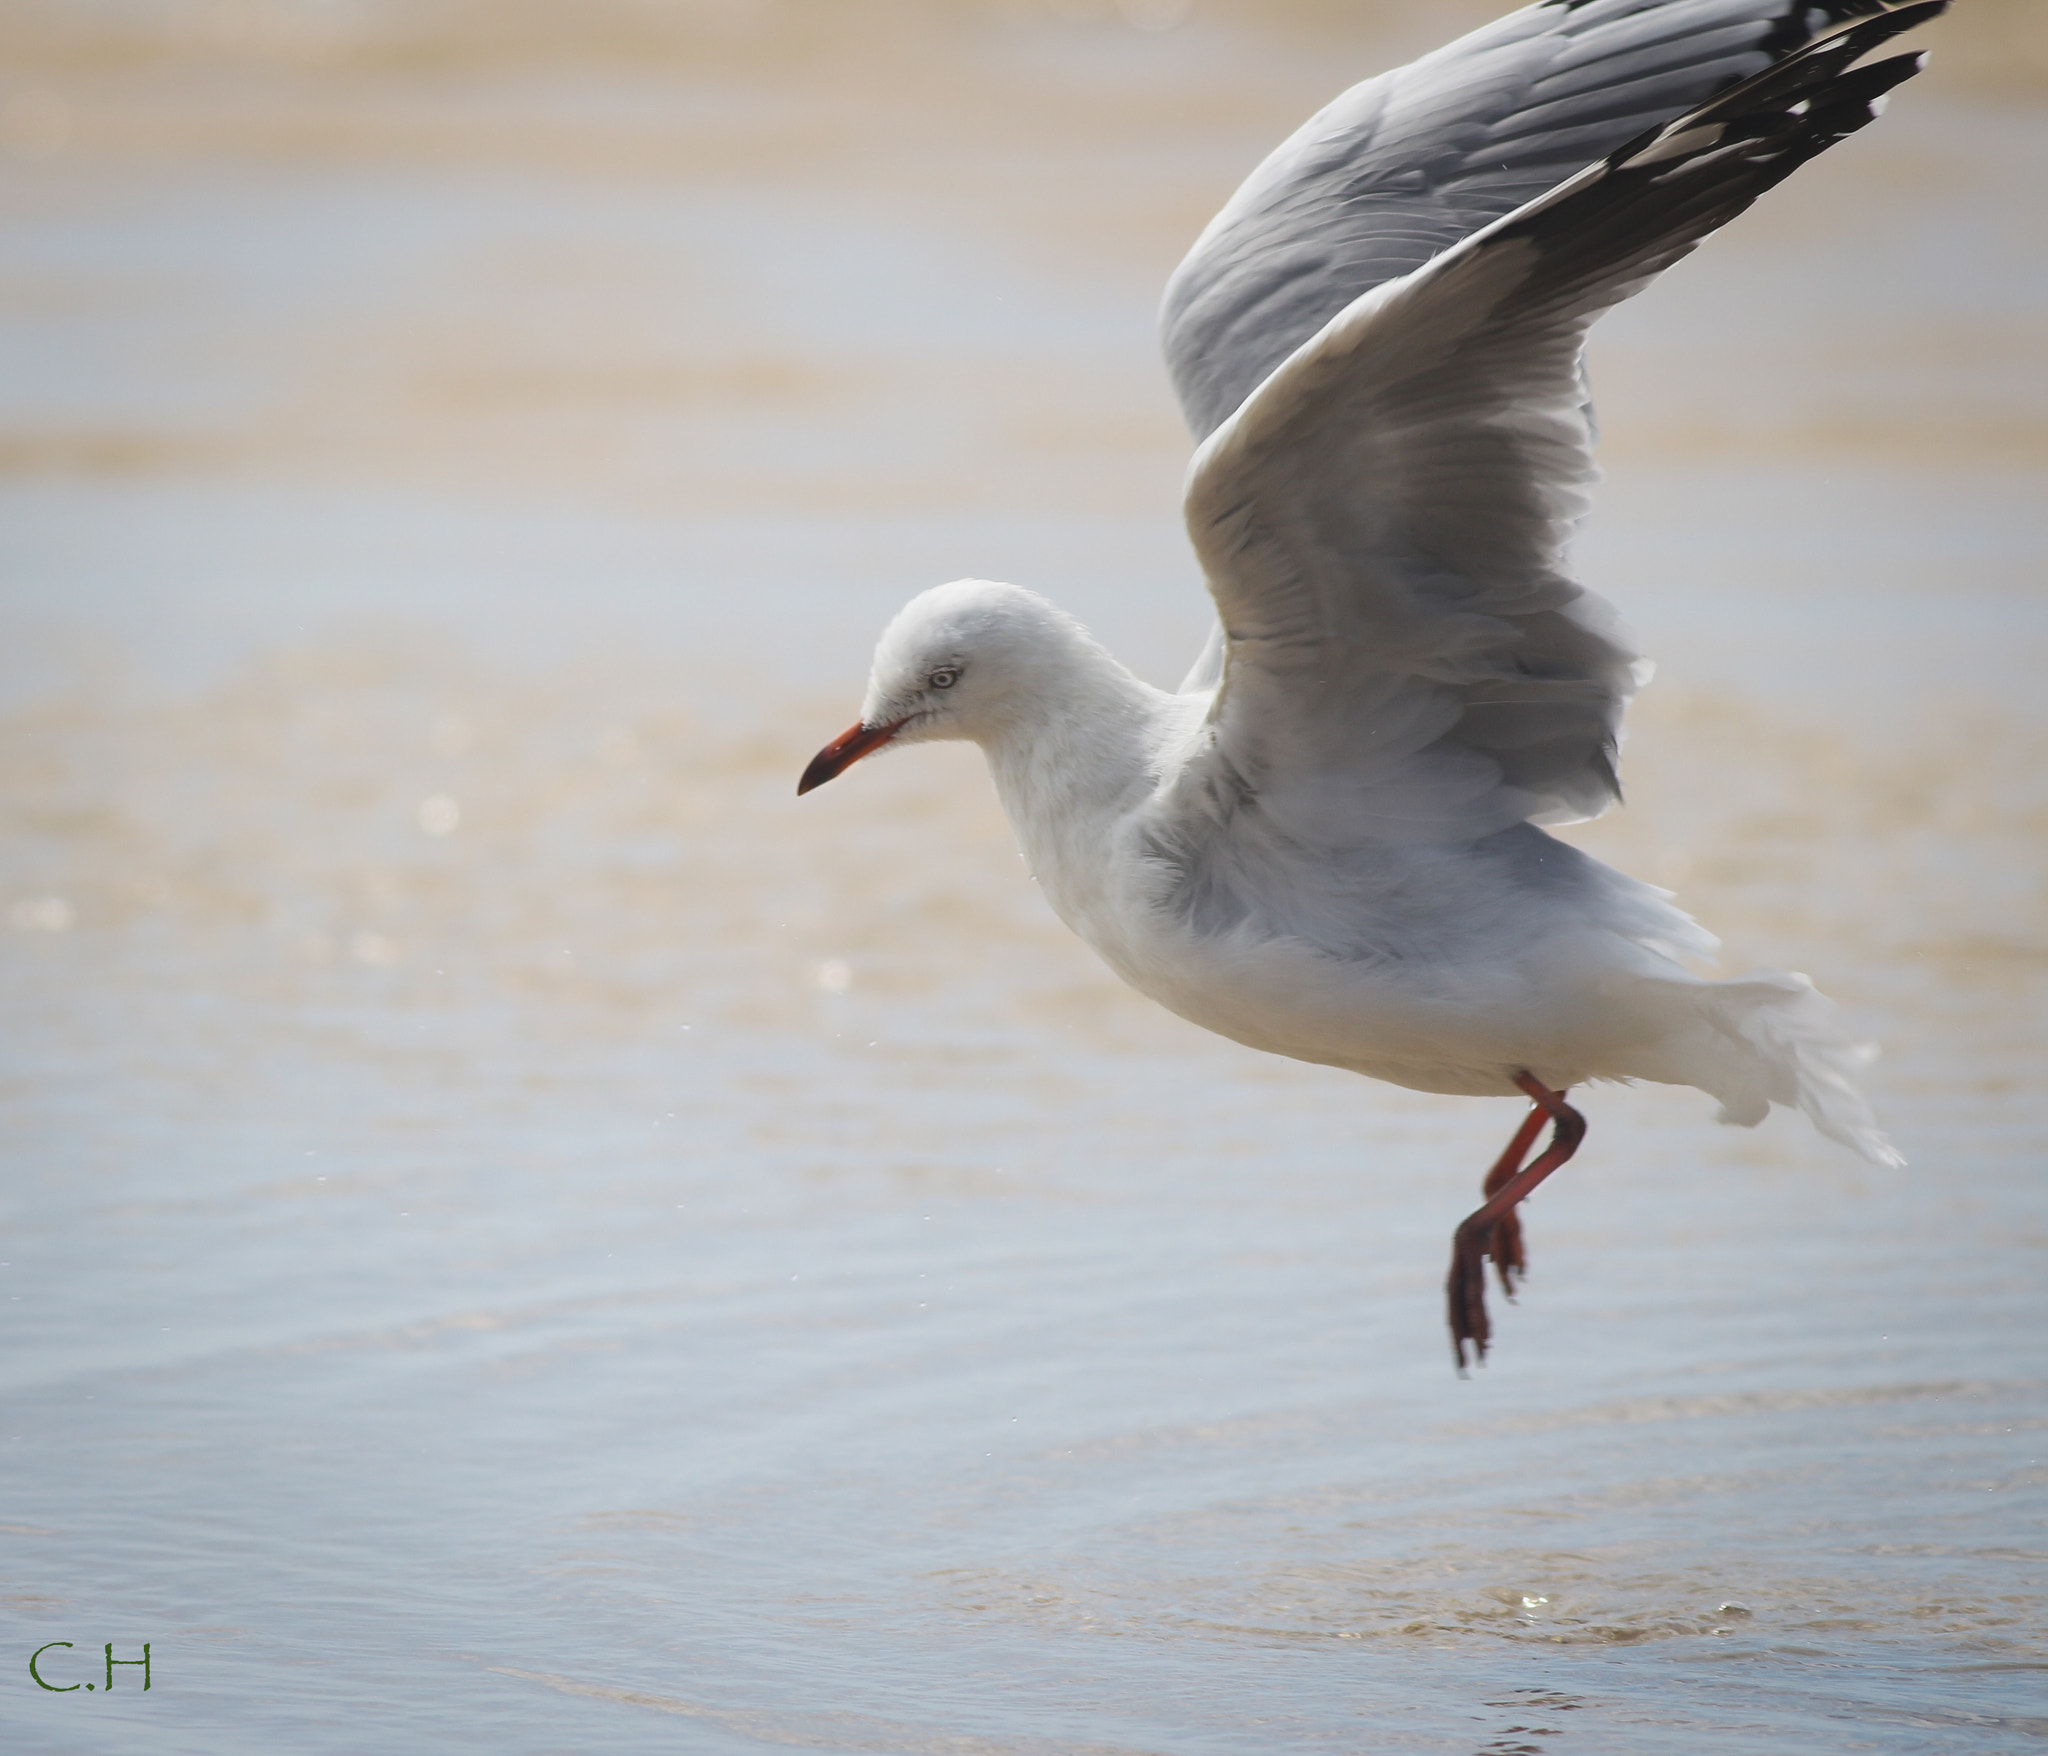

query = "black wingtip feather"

[1756,0,1900,58]
[1655,0,1947,140]
[1474,0,1941,341]
[1537,0,1942,210]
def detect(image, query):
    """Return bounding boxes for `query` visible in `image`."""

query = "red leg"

[1447,1073,1587,1373]
[1479,1097,1549,1296]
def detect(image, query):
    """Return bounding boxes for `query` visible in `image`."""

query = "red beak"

[797,719,905,795]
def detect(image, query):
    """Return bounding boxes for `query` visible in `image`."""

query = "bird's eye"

[928,667,960,690]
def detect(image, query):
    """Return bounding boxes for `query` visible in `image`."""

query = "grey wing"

[1172,6,1940,852]
[1161,0,1900,446]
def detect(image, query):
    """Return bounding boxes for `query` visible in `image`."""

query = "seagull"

[799,0,1943,1368]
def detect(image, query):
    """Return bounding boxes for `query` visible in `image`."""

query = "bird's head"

[798,579,1087,793]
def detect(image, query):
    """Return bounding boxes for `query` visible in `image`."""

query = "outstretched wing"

[1170,4,1941,854]
[1161,0,1903,446]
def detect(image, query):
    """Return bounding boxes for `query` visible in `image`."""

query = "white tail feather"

[1629,971,1902,1166]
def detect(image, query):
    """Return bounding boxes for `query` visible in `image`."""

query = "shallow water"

[2,4,2044,1752]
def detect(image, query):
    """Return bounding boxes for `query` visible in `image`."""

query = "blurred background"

[1,3,2043,1752]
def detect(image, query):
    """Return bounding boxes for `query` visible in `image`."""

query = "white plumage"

[801,0,1943,1363]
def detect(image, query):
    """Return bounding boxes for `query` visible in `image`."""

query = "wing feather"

[1169,5,1942,858]
[1160,0,1900,445]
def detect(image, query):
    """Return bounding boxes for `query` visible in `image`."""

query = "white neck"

[976,641,1176,925]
